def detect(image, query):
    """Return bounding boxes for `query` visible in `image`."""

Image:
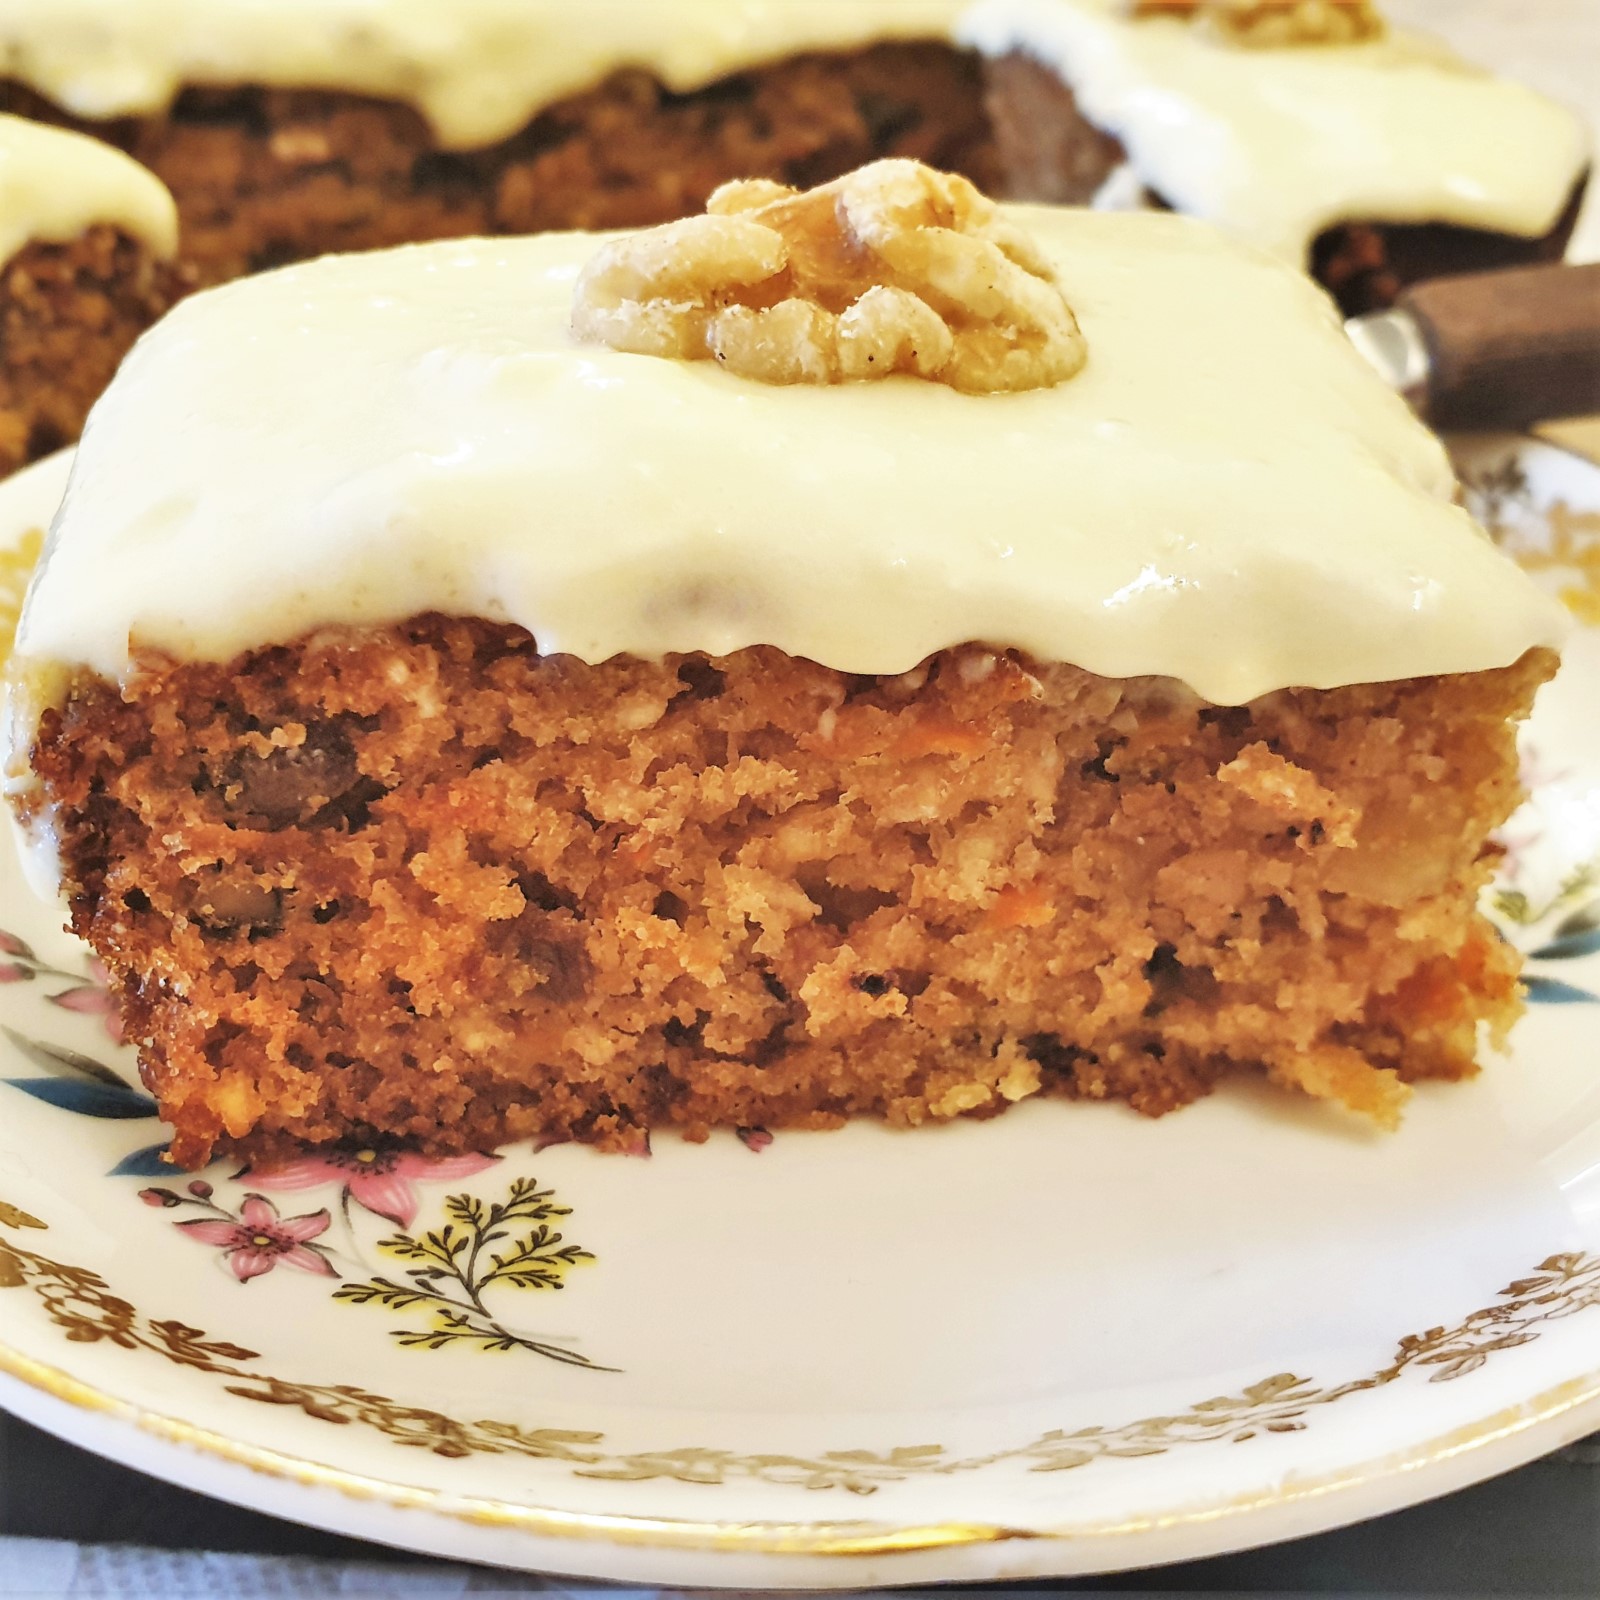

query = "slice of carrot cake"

[0,114,187,477]
[1,161,1567,1168]
[0,2,991,288]
[962,0,1590,311]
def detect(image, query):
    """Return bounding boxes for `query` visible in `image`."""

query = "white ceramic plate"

[0,441,1596,1589]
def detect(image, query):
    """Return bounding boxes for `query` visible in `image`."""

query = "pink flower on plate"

[0,930,31,983]
[47,960,124,1044]
[245,1147,499,1229]
[177,1194,335,1283]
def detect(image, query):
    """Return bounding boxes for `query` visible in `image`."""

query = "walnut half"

[1130,0,1386,47]
[570,159,1087,395]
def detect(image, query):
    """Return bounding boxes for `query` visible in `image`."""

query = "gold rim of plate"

[2,1328,1599,1556]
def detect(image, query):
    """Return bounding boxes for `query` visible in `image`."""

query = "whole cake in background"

[0,0,1585,311]
[0,115,187,476]
[0,160,1568,1168]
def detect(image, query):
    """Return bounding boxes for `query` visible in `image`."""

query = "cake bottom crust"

[24,621,1553,1168]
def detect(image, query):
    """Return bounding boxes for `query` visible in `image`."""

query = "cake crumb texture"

[0,226,186,475]
[27,621,1552,1167]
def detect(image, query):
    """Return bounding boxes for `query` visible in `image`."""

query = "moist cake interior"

[25,618,1553,1167]
[0,226,185,475]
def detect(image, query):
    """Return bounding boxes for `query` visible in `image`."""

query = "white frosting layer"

[6,208,1566,719]
[0,450,72,568]
[0,113,177,270]
[959,0,1590,262]
[0,450,75,903]
[0,0,966,151]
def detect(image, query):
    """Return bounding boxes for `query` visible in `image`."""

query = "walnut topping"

[1130,0,1386,47]
[570,159,1087,394]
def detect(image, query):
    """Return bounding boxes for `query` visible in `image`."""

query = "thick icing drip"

[959,0,1590,261]
[5,209,1565,728]
[0,0,967,151]
[0,113,177,270]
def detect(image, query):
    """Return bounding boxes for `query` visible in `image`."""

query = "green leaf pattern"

[334,1178,611,1368]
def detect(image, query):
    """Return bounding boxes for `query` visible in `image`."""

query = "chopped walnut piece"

[570,159,1087,394]
[1130,0,1386,47]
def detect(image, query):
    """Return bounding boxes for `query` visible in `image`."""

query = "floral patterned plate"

[0,443,1597,1589]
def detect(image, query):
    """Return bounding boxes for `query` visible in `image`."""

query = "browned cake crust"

[981,50,1588,314]
[23,617,1552,1168]
[0,44,998,289]
[0,226,190,476]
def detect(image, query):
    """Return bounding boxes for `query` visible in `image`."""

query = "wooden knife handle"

[1399,261,1600,431]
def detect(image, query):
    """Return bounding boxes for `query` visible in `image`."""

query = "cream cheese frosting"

[0,448,71,548]
[0,113,177,271]
[958,0,1590,262]
[0,1,967,152]
[0,449,75,903]
[3,207,1567,742]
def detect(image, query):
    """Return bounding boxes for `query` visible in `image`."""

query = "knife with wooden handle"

[1345,261,1600,431]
